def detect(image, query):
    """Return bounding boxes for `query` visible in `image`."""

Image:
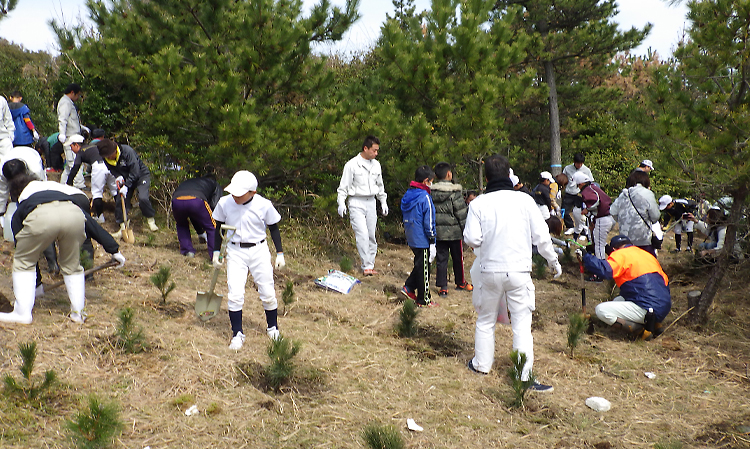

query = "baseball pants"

[60,145,86,189]
[90,161,117,200]
[592,215,615,259]
[595,296,648,325]
[348,196,378,271]
[472,271,535,380]
[172,196,215,257]
[226,241,277,312]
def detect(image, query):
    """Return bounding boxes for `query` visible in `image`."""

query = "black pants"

[405,247,432,305]
[561,192,582,229]
[48,140,64,170]
[436,239,465,288]
[114,175,156,223]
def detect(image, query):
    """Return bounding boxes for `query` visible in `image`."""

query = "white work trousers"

[348,196,378,271]
[60,145,86,189]
[592,215,615,259]
[472,271,535,380]
[0,137,12,159]
[595,296,647,325]
[90,161,117,199]
[537,204,550,220]
[225,241,277,313]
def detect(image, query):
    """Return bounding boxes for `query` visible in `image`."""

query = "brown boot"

[613,318,646,339]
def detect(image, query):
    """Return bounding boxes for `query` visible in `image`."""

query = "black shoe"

[670,248,681,253]
[467,359,487,375]
[529,382,554,393]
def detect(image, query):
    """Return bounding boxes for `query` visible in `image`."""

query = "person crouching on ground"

[431,161,472,298]
[400,165,438,307]
[463,154,561,392]
[581,235,671,339]
[172,175,223,258]
[212,170,286,350]
[0,172,88,324]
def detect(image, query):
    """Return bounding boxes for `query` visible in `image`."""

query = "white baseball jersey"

[212,194,281,243]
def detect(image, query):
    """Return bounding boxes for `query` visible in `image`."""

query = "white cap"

[641,159,654,170]
[225,170,258,196]
[509,174,520,186]
[572,171,592,185]
[64,134,85,146]
[658,195,672,211]
[540,171,554,182]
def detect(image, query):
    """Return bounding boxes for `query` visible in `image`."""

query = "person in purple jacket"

[573,171,614,262]
[400,165,437,307]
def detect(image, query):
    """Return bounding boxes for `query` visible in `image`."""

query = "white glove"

[112,252,126,268]
[381,202,389,216]
[275,253,286,269]
[81,125,91,134]
[212,251,223,268]
[58,134,66,143]
[32,130,39,141]
[552,261,563,279]
[429,243,436,263]
[119,186,128,198]
[337,204,347,218]
[574,248,583,260]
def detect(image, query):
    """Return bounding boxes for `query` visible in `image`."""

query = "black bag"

[651,233,663,249]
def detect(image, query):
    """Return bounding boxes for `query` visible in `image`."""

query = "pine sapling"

[532,253,547,279]
[80,249,93,271]
[362,422,405,449]
[65,395,123,449]
[567,313,589,356]
[339,256,353,273]
[150,265,176,303]
[3,341,57,404]
[265,335,302,392]
[396,298,419,338]
[507,350,536,408]
[282,280,295,312]
[115,307,146,354]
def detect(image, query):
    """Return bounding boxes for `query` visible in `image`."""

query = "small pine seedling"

[562,245,575,265]
[396,298,419,338]
[339,256,353,273]
[362,422,405,449]
[2,341,57,404]
[507,350,536,408]
[567,313,589,356]
[150,265,176,303]
[65,395,123,449]
[282,281,295,307]
[532,253,547,279]
[265,335,302,392]
[115,307,146,354]
[80,249,94,271]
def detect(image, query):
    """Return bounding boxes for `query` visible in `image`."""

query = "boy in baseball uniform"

[212,171,286,350]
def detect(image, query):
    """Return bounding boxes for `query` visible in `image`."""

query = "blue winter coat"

[401,186,436,249]
[10,103,34,146]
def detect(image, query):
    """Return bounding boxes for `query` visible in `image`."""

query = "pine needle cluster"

[150,265,176,303]
[532,253,547,279]
[507,350,536,408]
[396,298,419,337]
[114,307,146,354]
[65,395,123,449]
[2,341,57,405]
[339,256,353,273]
[282,281,295,307]
[265,336,302,392]
[362,422,404,449]
[567,313,589,356]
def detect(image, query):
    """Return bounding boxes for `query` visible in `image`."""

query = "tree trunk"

[545,60,562,176]
[689,187,748,324]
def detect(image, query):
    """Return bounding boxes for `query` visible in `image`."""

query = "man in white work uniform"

[337,135,388,276]
[57,83,88,189]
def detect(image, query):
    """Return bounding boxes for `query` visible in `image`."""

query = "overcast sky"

[1,0,689,58]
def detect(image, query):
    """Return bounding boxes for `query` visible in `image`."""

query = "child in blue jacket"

[400,165,437,307]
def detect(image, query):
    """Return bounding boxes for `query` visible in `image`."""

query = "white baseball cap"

[540,171,554,182]
[64,134,85,146]
[225,170,258,196]
[572,171,592,185]
[658,195,672,210]
[641,159,654,170]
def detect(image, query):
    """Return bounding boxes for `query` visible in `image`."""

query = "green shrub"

[339,256,353,273]
[265,336,302,392]
[507,350,536,408]
[150,265,176,303]
[362,422,404,449]
[2,341,57,405]
[114,307,146,354]
[567,313,589,356]
[532,253,547,279]
[65,395,123,449]
[282,281,295,308]
[396,298,419,338]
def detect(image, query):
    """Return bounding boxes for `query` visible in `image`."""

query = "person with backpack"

[8,91,39,147]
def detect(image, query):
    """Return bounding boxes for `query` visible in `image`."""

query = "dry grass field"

[1,212,749,449]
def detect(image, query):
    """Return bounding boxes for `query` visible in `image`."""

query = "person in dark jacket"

[67,130,116,223]
[581,235,671,339]
[97,138,158,234]
[533,171,555,219]
[658,195,697,252]
[431,162,471,297]
[8,91,39,147]
[400,165,437,307]
[172,176,223,258]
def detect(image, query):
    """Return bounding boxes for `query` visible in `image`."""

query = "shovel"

[120,192,135,244]
[195,225,235,321]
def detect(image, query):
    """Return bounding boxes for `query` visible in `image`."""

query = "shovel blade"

[123,229,135,244]
[195,291,223,321]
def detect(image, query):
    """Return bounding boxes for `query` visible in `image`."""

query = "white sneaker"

[95,214,106,224]
[564,228,575,235]
[266,326,280,340]
[198,232,207,244]
[578,235,587,241]
[69,311,87,324]
[229,332,245,350]
[186,252,195,258]
[147,217,159,232]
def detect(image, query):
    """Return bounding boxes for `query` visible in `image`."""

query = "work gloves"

[212,251,223,269]
[552,261,563,279]
[58,134,66,143]
[337,204,347,218]
[112,252,126,268]
[32,130,39,141]
[574,248,584,260]
[429,243,436,264]
[119,186,128,198]
[381,202,389,216]
[275,253,286,269]
[116,177,128,198]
